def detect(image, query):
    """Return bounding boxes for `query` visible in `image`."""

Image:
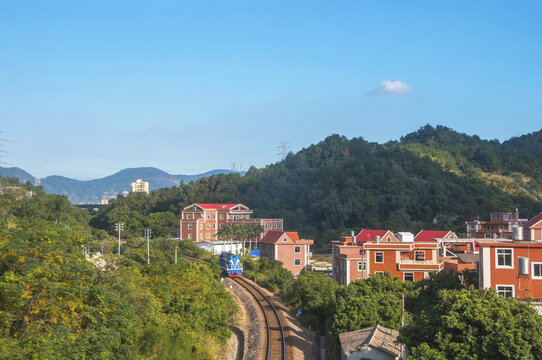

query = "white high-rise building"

[131,179,149,194]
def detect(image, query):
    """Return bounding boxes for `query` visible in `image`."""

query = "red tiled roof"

[356,230,388,243]
[195,203,240,210]
[260,231,285,244]
[260,231,300,244]
[414,230,453,242]
[524,212,542,227]
[286,232,299,241]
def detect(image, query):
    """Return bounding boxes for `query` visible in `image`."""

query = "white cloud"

[370,80,413,95]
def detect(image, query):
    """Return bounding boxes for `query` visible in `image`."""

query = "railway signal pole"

[115,222,124,255]
[144,229,152,265]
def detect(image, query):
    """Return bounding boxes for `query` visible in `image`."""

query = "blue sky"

[1,1,541,179]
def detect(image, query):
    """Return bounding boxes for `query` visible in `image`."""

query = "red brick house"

[523,212,542,241]
[179,203,283,242]
[479,240,542,299]
[466,210,528,239]
[259,231,313,276]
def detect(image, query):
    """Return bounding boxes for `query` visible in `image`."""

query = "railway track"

[232,277,286,360]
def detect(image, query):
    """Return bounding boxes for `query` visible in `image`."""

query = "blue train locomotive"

[219,252,243,277]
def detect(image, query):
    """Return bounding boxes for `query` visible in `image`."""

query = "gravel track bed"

[224,277,265,360]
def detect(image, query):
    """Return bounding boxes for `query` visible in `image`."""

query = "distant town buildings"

[131,179,149,194]
[179,203,283,242]
[259,230,313,276]
[466,210,528,239]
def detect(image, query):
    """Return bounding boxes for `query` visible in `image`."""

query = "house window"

[485,233,492,239]
[496,249,513,268]
[274,224,277,229]
[220,224,224,228]
[387,236,391,242]
[469,224,475,230]
[188,224,192,230]
[404,273,414,281]
[279,224,282,229]
[206,214,211,220]
[213,214,216,219]
[220,214,224,220]
[468,233,474,238]
[199,233,203,240]
[283,238,287,242]
[265,224,268,229]
[206,224,211,229]
[358,261,366,271]
[188,233,192,239]
[200,224,203,230]
[375,252,384,263]
[497,285,514,299]
[213,224,216,229]
[239,215,244,219]
[295,259,301,266]
[415,251,425,261]
[533,263,542,279]
[374,271,384,275]
[206,233,210,239]
[295,246,301,253]
[187,214,192,219]
[499,225,504,230]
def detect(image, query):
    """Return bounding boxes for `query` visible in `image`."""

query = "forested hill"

[91,125,542,248]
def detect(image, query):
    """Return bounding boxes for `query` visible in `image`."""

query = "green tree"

[401,286,542,360]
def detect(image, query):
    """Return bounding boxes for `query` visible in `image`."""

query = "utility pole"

[115,222,124,255]
[175,244,178,265]
[401,294,405,359]
[144,229,152,265]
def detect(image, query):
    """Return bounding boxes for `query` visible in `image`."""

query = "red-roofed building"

[259,230,313,276]
[332,229,443,285]
[179,203,283,242]
[524,212,542,241]
[356,229,392,243]
[414,230,457,242]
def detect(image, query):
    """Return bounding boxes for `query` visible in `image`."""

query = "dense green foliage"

[402,287,542,360]
[90,126,542,249]
[0,179,237,359]
[242,257,294,293]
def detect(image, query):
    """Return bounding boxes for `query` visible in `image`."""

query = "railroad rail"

[183,256,209,264]
[233,277,286,360]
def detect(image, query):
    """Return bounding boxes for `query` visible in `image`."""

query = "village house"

[523,212,542,241]
[332,229,444,285]
[179,203,283,242]
[466,210,528,239]
[339,325,403,360]
[259,230,313,276]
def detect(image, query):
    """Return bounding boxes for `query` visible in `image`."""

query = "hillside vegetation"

[0,178,236,359]
[90,125,542,249]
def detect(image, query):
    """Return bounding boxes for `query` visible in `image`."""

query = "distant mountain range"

[0,167,243,203]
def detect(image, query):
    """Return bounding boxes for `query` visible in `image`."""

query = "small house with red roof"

[179,203,283,242]
[259,230,313,276]
[524,212,542,241]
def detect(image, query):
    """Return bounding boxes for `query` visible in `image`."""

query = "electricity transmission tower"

[278,141,290,159]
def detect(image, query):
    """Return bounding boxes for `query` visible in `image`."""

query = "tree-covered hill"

[90,125,542,249]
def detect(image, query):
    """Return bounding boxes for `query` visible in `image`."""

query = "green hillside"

[90,126,542,249]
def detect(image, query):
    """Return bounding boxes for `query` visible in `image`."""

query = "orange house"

[332,229,444,284]
[479,240,542,299]
[259,231,313,276]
